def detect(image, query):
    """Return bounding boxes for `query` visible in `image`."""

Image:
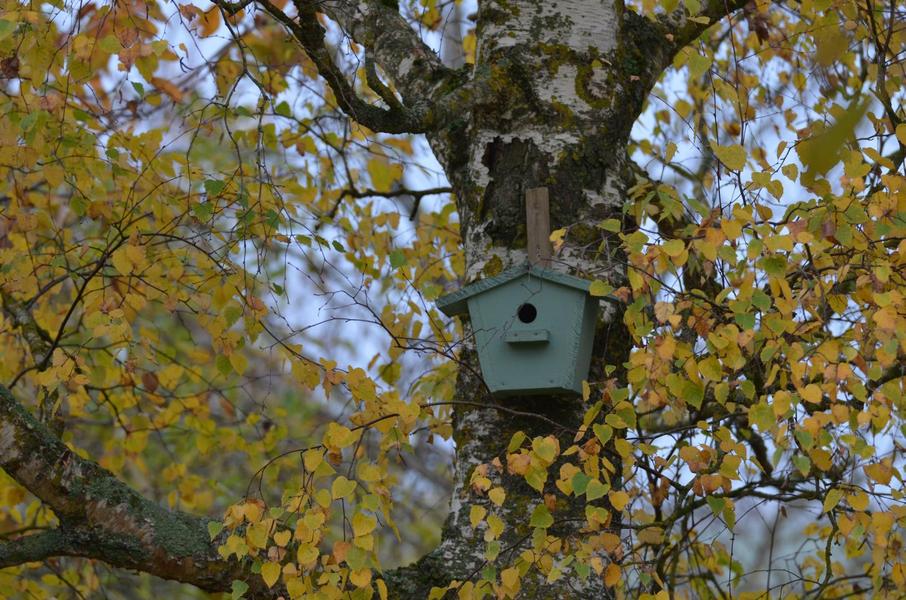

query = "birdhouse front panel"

[437,264,600,396]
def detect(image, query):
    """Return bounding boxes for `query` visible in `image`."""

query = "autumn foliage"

[0,0,905,599]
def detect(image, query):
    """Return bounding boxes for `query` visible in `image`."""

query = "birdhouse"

[437,263,600,396]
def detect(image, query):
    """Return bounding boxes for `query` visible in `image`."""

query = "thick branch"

[666,0,751,49]
[0,384,270,595]
[0,530,71,569]
[246,0,426,132]
[318,1,454,107]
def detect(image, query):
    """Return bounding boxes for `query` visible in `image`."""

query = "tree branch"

[0,384,271,595]
[317,0,454,107]
[665,0,751,49]
[0,529,71,569]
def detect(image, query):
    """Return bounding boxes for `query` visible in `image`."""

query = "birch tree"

[1,0,905,598]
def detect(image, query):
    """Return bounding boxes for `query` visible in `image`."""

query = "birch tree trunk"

[387,1,681,596]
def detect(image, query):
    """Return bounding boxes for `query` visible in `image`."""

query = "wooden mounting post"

[526,187,552,267]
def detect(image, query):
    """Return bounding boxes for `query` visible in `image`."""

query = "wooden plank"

[525,187,552,267]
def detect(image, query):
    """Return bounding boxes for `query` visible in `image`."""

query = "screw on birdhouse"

[525,187,552,267]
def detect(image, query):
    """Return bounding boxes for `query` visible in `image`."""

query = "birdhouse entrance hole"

[517,303,537,323]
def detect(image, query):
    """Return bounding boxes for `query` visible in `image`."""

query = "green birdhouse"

[437,263,600,396]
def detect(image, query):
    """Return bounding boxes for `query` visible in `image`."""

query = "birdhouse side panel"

[568,295,600,391]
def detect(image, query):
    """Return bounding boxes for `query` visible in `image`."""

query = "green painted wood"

[437,263,605,396]
[436,263,596,316]
[505,329,549,343]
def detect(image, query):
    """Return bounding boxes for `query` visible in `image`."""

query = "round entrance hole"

[517,303,537,323]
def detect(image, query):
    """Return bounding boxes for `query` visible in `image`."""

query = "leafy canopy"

[0,0,904,598]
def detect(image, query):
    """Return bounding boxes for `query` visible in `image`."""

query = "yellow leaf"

[324,423,357,450]
[246,522,269,549]
[367,158,402,190]
[665,141,677,163]
[864,462,893,485]
[801,384,822,404]
[150,76,183,103]
[469,505,487,529]
[501,566,519,589]
[331,476,357,500]
[199,7,222,37]
[609,490,630,511]
[352,512,377,537]
[273,530,291,547]
[772,391,791,417]
[712,143,746,170]
[822,488,843,513]
[848,491,869,511]
[349,568,372,588]
[297,543,319,565]
[589,280,612,297]
[549,228,566,243]
[637,526,664,544]
[896,123,906,146]
[261,561,281,588]
[661,239,685,258]
[111,247,134,274]
[488,487,506,507]
[600,532,621,552]
[302,449,323,472]
[603,563,620,587]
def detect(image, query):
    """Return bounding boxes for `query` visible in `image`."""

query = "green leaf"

[99,34,121,53]
[589,280,613,297]
[231,580,249,600]
[192,202,212,222]
[593,423,613,446]
[389,249,406,269]
[585,479,609,501]
[0,20,15,42]
[798,99,867,174]
[599,218,621,232]
[529,504,554,529]
[275,101,292,117]
[749,401,774,431]
[681,380,704,410]
[706,496,725,517]
[792,454,811,477]
[207,520,223,540]
[571,472,591,495]
[204,179,226,196]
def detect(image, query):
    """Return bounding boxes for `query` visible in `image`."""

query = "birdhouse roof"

[436,262,594,316]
